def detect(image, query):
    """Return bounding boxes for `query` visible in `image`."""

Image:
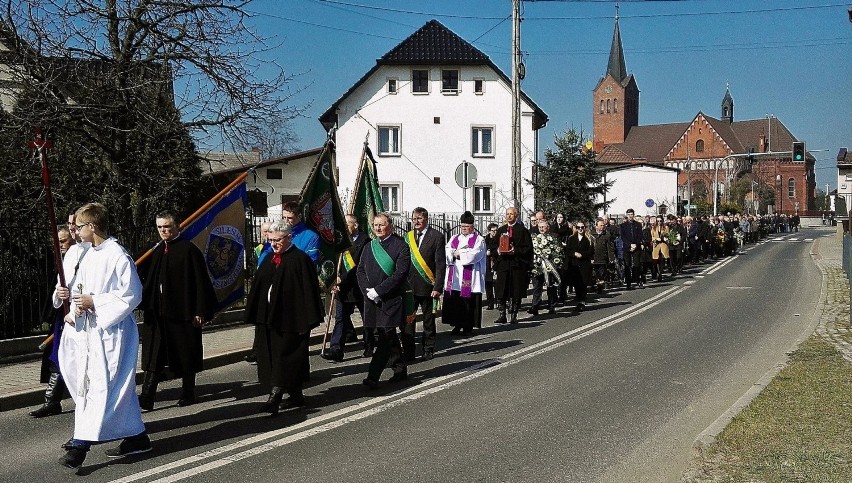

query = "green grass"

[685,337,852,482]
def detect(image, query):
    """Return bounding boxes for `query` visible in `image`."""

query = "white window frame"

[441,68,459,94]
[473,184,494,214]
[788,178,795,198]
[411,68,429,94]
[471,125,495,158]
[377,125,401,157]
[473,77,485,95]
[380,183,402,213]
[387,77,398,94]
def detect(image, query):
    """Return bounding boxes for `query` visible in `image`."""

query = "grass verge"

[684,336,852,482]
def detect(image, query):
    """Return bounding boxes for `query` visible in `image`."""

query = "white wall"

[597,166,679,218]
[248,153,317,218]
[333,64,541,217]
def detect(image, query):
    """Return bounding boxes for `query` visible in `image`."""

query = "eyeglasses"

[576,225,586,229]
[75,222,91,230]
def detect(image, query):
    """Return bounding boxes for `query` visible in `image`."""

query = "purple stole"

[445,233,478,298]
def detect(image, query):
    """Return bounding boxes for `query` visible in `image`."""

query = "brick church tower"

[593,11,639,152]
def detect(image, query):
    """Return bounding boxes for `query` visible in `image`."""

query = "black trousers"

[622,250,642,286]
[368,327,405,381]
[330,299,363,352]
[401,294,436,357]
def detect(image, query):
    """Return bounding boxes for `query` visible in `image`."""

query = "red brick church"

[593,15,815,215]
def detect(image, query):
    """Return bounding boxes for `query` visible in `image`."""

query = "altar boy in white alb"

[55,202,151,469]
[442,211,487,336]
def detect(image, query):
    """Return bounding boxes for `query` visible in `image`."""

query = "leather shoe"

[451,327,462,335]
[493,315,507,324]
[362,347,374,358]
[59,447,88,469]
[421,350,434,361]
[30,402,62,418]
[279,394,305,410]
[388,371,408,383]
[527,308,539,316]
[177,396,196,407]
[321,350,344,362]
[259,387,284,415]
[362,378,379,389]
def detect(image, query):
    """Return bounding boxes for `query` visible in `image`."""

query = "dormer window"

[442,69,459,93]
[474,78,484,94]
[387,78,398,94]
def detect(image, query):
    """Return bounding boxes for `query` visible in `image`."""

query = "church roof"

[606,17,628,84]
[319,20,548,130]
[600,122,690,164]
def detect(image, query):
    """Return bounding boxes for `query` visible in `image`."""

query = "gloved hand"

[366,288,379,302]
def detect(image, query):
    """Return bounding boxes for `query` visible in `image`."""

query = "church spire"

[607,4,628,83]
[721,82,734,124]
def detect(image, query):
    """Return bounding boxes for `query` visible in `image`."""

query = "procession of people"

[42,197,779,469]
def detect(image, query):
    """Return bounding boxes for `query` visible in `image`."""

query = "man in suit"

[322,215,369,362]
[493,207,533,325]
[403,207,446,361]
[357,213,411,387]
[619,208,644,290]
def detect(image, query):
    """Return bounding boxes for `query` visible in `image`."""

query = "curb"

[690,235,829,457]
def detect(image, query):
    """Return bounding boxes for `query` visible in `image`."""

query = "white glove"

[366,288,379,302]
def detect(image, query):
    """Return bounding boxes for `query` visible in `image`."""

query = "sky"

[233,0,851,193]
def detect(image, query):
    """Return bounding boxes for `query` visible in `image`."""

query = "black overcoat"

[338,232,369,303]
[493,222,533,299]
[406,227,446,296]
[357,234,411,328]
[565,233,595,286]
[139,236,217,374]
[245,246,324,334]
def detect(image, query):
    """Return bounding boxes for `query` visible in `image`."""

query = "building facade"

[320,20,548,217]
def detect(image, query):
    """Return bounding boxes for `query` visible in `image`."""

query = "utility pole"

[511,0,522,210]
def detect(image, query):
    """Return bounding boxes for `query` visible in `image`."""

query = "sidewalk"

[0,315,360,412]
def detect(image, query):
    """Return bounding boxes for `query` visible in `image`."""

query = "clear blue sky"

[237,0,851,193]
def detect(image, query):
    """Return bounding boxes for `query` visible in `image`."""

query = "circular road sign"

[455,161,478,189]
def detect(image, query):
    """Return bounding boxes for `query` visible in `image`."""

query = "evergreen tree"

[529,128,613,222]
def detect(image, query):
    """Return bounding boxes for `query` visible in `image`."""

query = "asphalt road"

[0,229,824,483]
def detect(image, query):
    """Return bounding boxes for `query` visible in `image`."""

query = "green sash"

[370,239,416,320]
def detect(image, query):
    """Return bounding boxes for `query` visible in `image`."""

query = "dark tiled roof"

[607,18,628,84]
[704,115,744,153]
[380,20,490,65]
[605,122,691,163]
[729,118,797,154]
[837,147,850,166]
[320,20,548,130]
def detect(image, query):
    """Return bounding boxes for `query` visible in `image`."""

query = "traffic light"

[792,141,805,162]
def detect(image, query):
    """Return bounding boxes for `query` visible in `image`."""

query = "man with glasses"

[138,212,217,410]
[357,213,411,387]
[619,208,644,290]
[565,221,595,312]
[403,207,445,361]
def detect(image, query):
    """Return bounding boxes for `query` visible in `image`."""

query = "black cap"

[460,211,475,224]
[626,208,635,214]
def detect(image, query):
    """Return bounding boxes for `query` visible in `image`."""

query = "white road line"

[705,255,739,275]
[111,286,687,483]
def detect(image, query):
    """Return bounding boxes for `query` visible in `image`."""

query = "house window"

[266,168,283,180]
[442,69,459,93]
[474,78,484,94]
[474,185,493,213]
[472,126,494,157]
[380,184,401,213]
[788,178,795,198]
[387,78,398,94]
[412,69,429,93]
[378,125,401,156]
[695,140,705,152]
[614,98,618,112]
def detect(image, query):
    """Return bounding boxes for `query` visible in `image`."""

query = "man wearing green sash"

[403,207,446,361]
[357,213,411,387]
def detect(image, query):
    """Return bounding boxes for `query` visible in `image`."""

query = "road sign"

[645,199,655,208]
[455,161,478,189]
[688,204,697,210]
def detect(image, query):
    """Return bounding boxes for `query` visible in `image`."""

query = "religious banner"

[180,181,248,312]
[350,143,385,239]
[300,139,351,288]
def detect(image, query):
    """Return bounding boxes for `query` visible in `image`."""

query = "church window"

[606,99,610,113]
[614,99,618,112]
[788,178,795,198]
[600,100,604,113]
[695,140,705,153]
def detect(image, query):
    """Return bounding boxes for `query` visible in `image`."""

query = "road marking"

[111,286,687,483]
[704,255,739,275]
[725,286,752,290]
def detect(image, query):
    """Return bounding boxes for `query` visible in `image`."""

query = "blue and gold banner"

[181,182,247,312]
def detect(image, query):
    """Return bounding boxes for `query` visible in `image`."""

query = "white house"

[597,163,680,218]
[836,147,851,214]
[320,20,548,217]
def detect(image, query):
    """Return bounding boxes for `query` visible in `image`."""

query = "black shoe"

[362,347,374,358]
[104,434,152,458]
[626,285,633,291]
[388,371,408,383]
[345,332,359,343]
[176,396,196,407]
[61,439,74,450]
[486,304,494,310]
[138,395,154,412]
[548,307,556,314]
[362,378,379,389]
[494,314,507,324]
[461,329,474,336]
[510,313,518,324]
[528,308,538,316]
[244,353,257,363]
[574,303,585,313]
[259,388,284,415]
[59,447,88,468]
[279,394,305,410]
[422,350,434,361]
[30,402,62,418]
[321,350,344,362]
[451,326,462,335]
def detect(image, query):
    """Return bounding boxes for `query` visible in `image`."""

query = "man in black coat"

[139,213,217,410]
[357,213,411,387]
[493,207,533,324]
[403,207,446,361]
[245,222,324,414]
[619,208,644,290]
[322,215,369,362]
